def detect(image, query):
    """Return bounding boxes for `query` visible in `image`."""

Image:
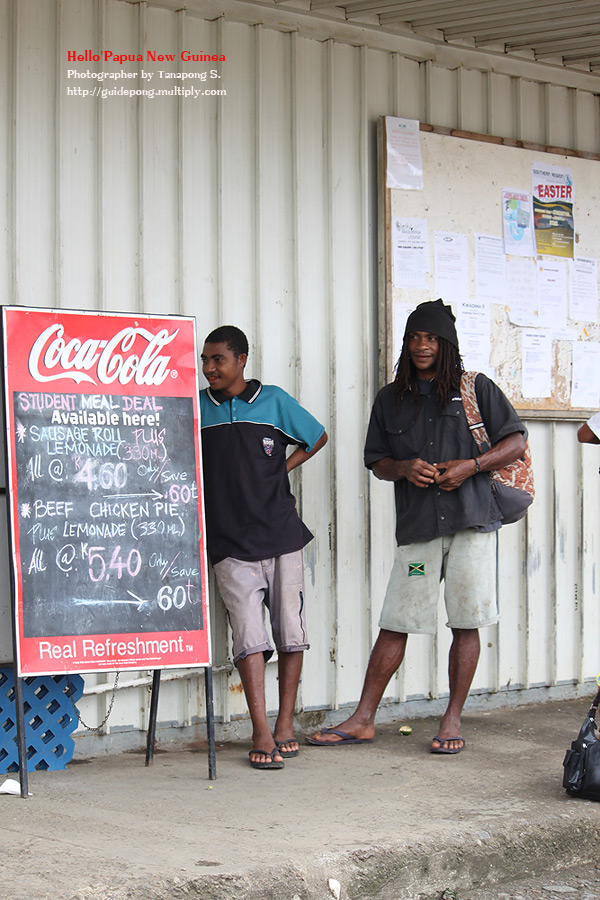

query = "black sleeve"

[364,386,394,469]
[475,373,527,447]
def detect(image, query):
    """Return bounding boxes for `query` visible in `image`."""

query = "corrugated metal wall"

[0,0,599,750]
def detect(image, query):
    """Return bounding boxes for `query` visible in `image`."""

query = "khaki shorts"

[379,529,498,634]
[213,550,309,665]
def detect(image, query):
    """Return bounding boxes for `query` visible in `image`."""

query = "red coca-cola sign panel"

[2,306,210,676]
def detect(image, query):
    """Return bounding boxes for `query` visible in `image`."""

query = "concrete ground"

[2,697,600,900]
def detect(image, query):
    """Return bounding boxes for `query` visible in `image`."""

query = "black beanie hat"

[404,299,459,349]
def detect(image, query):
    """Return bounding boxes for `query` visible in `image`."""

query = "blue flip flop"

[431,736,465,754]
[305,728,373,746]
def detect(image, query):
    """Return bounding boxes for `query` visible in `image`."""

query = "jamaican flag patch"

[408,562,425,577]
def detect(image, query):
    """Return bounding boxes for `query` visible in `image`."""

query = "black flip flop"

[248,747,284,769]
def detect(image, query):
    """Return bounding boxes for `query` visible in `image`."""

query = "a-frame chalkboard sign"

[2,306,214,794]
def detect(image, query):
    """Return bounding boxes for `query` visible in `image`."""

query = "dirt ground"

[2,697,600,900]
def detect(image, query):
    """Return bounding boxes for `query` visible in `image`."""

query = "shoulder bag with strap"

[563,688,600,801]
[460,370,534,525]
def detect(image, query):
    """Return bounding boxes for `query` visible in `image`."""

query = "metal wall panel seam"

[513,74,523,143]
[136,1,148,314]
[97,0,106,310]
[215,10,228,727]
[542,80,550,147]
[522,503,530,692]
[423,58,433,124]
[176,8,185,316]
[577,437,585,685]
[550,420,558,687]
[456,64,465,131]
[325,38,339,711]
[485,69,494,136]
[358,44,373,660]
[54,0,61,309]
[391,52,399,116]
[289,30,304,712]
[253,24,263,379]
[8,0,16,306]
[216,16,224,325]
[570,86,578,152]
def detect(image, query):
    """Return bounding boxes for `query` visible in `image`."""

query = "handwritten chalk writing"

[63,521,127,538]
[158,585,187,610]
[122,396,163,412]
[73,459,127,491]
[27,523,58,543]
[56,544,77,572]
[135,519,185,538]
[28,324,178,386]
[88,545,142,582]
[34,499,74,518]
[81,394,121,410]
[26,455,43,480]
[167,484,192,504]
[28,548,47,573]
[16,392,78,413]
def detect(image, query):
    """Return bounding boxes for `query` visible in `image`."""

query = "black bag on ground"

[563,688,600,800]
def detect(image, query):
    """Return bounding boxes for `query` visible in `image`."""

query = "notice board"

[2,307,210,676]
[379,120,600,414]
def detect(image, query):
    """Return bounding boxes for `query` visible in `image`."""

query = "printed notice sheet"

[385,117,424,190]
[522,330,552,398]
[456,300,492,375]
[571,341,600,408]
[537,258,568,329]
[569,258,599,323]
[434,231,468,301]
[392,217,429,288]
[475,234,505,303]
[507,256,538,327]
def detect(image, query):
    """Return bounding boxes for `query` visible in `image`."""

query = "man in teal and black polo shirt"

[200,325,327,770]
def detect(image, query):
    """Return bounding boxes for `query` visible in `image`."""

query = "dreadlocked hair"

[393,336,464,411]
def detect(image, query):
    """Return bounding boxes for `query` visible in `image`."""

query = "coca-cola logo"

[28,324,179,386]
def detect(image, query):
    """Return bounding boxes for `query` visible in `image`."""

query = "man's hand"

[373,457,438,487]
[433,459,474,491]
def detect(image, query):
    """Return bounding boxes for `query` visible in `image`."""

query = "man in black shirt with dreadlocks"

[308,299,526,754]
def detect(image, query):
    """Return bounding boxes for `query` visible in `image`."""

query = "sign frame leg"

[204,666,217,780]
[145,669,161,767]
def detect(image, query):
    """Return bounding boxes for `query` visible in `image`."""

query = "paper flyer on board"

[385,117,424,190]
[392,216,429,288]
[532,162,575,258]
[502,189,535,257]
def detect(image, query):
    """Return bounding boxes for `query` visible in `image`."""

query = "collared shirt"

[200,379,325,565]
[364,374,526,546]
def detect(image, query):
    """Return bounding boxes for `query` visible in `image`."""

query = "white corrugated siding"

[0,0,599,749]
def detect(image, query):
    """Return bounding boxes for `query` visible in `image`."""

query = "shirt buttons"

[440,515,445,520]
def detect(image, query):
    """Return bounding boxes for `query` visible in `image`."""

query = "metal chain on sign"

[65,672,120,732]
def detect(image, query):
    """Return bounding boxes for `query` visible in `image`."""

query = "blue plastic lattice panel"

[0,669,83,773]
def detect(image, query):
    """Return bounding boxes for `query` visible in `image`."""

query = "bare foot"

[306,713,374,745]
[431,712,464,753]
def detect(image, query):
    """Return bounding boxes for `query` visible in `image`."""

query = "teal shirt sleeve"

[273,387,325,452]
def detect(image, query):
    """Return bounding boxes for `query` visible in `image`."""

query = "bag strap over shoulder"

[460,371,491,454]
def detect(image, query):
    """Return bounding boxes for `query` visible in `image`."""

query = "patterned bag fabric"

[460,371,534,525]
